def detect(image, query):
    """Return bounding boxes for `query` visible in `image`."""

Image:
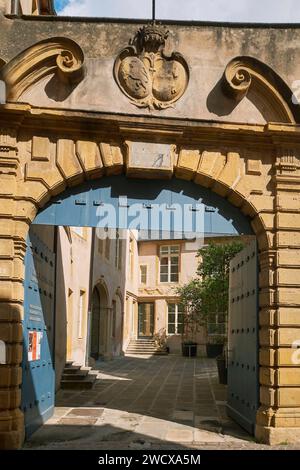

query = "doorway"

[138,303,155,338]
[21,175,258,440]
[90,287,100,359]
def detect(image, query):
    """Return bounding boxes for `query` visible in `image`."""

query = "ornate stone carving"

[0,129,18,162]
[114,24,189,110]
[222,57,295,124]
[1,37,85,101]
[276,148,300,173]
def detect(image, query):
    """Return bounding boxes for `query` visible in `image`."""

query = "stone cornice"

[2,104,300,148]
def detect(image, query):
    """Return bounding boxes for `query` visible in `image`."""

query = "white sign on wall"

[28,331,43,362]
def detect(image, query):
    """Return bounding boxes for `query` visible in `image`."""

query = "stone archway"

[1,35,300,447]
[1,112,299,448]
[89,281,110,362]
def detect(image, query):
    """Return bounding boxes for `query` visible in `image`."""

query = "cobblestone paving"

[24,356,300,450]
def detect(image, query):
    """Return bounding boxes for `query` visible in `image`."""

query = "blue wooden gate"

[22,175,257,437]
[33,176,253,237]
[21,228,55,438]
[227,239,259,434]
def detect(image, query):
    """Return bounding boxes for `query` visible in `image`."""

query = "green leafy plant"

[207,334,225,345]
[176,241,244,344]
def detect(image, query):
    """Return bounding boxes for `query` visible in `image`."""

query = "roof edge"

[4,14,300,29]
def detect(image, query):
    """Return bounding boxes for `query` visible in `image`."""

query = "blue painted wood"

[227,239,259,434]
[21,229,55,438]
[33,176,253,236]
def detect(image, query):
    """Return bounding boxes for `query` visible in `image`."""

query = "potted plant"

[206,334,225,358]
[181,340,198,357]
[176,242,244,362]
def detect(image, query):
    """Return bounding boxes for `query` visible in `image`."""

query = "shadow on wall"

[45,74,79,102]
[55,231,68,391]
[207,77,240,117]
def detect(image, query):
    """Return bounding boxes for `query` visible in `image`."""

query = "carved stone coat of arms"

[114,25,189,110]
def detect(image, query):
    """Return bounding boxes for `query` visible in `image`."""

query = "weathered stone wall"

[1,17,300,123]
[1,14,300,448]
[1,107,299,446]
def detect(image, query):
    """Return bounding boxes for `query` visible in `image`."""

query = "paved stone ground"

[24,356,300,450]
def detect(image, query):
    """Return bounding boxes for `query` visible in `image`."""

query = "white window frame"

[159,245,180,283]
[115,230,120,268]
[207,313,226,336]
[167,303,184,335]
[129,237,134,279]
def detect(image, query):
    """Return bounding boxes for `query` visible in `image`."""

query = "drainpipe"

[11,0,18,15]
[85,227,95,367]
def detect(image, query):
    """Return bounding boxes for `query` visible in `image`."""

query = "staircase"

[60,362,97,390]
[126,338,167,356]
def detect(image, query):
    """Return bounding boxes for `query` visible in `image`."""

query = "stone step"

[125,351,168,356]
[62,370,89,381]
[126,348,159,352]
[60,376,96,390]
[126,348,168,352]
[128,341,157,344]
[61,362,96,390]
[129,340,156,343]
[126,338,168,356]
[63,365,82,374]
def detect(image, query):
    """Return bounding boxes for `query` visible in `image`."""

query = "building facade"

[133,239,201,353]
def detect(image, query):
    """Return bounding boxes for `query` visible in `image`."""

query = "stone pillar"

[0,128,26,449]
[256,146,300,444]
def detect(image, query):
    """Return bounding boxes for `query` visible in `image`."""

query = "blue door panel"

[33,176,254,236]
[22,229,55,438]
[227,239,259,434]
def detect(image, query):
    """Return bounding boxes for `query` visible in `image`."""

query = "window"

[160,245,179,283]
[207,313,226,335]
[115,230,122,269]
[140,265,147,284]
[105,236,111,260]
[168,303,184,335]
[78,290,86,338]
[98,238,104,255]
[112,300,117,338]
[129,237,134,279]
[118,239,123,270]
